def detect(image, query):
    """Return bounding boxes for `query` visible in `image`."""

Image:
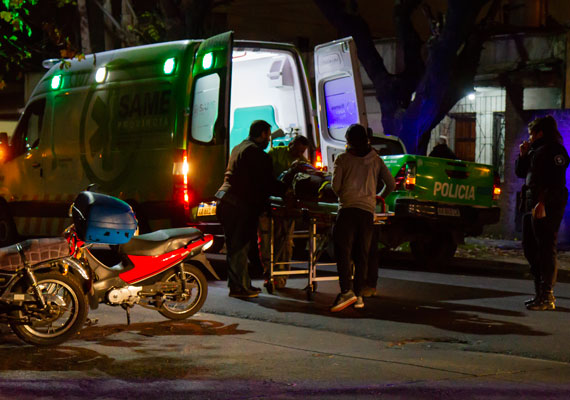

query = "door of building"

[453,113,476,161]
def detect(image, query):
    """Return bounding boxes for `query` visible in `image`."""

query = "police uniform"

[515,136,569,309]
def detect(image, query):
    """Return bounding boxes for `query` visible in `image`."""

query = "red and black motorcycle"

[66,191,218,323]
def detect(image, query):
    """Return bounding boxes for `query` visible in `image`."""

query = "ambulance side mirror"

[0,132,8,163]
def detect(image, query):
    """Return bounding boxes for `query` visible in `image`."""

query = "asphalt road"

[1,253,570,399]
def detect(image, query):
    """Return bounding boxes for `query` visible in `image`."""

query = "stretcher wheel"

[264,280,274,294]
[305,283,317,301]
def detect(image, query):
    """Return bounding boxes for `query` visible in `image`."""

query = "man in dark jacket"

[216,120,284,298]
[429,136,456,159]
[515,115,569,311]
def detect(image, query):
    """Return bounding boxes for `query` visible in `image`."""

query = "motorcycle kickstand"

[121,304,134,325]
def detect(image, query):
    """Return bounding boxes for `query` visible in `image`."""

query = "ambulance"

[0,32,367,245]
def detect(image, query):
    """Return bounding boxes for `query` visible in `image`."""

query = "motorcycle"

[65,191,217,324]
[0,237,90,346]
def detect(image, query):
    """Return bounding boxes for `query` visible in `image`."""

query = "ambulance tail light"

[173,149,191,210]
[493,173,501,201]
[314,149,325,171]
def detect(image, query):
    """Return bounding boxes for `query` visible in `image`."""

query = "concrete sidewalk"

[1,310,570,399]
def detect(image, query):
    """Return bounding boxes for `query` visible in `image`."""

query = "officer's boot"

[524,279,541,306]
[526,285,555,311]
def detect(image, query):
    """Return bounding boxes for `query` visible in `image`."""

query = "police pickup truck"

[314,39,500,266]
[378,144,500,266]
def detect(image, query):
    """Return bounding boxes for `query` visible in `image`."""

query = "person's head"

[528,115,562,144]
[438,135,448,145]
[345,124,369,151]
[249,120,272,149]
[288,135,309,159]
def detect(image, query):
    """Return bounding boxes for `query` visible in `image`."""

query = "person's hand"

[533,201,546,219]
[520,140,530,156]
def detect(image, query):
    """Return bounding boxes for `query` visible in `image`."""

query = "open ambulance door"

[314,37,367,170]
[186,31,233,217]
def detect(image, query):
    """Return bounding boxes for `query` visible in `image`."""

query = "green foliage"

[0,0,78,88]
[128,11,167,44]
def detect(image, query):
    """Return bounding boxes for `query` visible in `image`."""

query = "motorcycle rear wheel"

[9,272,88,346]
[159,264,207,320]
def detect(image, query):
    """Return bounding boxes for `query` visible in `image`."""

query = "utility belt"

[519,185,568,214]
[518,185,534,214]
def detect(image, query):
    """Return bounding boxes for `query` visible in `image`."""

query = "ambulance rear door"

[186,31,233,216]
[314,37,367,169]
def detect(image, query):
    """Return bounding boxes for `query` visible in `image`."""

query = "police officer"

[216,120,285,298]
[515,115,569,311]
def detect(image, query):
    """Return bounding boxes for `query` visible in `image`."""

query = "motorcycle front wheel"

[9,272,88,346]
[159,264,207,320]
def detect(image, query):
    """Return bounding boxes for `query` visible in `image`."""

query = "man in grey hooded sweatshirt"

[330,124,395,312]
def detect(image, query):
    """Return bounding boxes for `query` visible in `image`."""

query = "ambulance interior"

[229,47,308,153]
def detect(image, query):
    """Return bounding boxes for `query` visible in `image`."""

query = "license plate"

[197,202,217,217]
[437,207,460,217]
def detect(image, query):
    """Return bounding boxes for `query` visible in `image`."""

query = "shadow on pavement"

[248,278,549,337]
[379,251,570,284]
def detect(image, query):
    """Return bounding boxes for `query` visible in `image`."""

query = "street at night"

[1,249,570,399]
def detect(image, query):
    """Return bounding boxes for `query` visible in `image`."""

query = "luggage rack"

[264,198,392,300]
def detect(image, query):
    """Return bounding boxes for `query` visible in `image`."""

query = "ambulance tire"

[0,203,17,247]
[410,232,457,270]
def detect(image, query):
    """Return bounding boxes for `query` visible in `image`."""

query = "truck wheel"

[410,232,457,269]
[0,204,17,247]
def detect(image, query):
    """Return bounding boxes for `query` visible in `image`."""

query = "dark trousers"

[366,225,381,288]
[522,200,566,291]
[333,208,374,295]
[217,201,258,290]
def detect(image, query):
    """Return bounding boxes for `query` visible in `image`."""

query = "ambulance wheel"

[410,233,457,269]
[0,203,17,247]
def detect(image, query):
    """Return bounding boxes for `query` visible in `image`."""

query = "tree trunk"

[313,0,497,155]
[77,0,91,54]
[500,83,526,239]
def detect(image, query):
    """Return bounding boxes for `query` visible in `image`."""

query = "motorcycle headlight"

[202,238,214,251]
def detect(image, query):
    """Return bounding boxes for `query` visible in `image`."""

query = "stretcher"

[264,197,393,300]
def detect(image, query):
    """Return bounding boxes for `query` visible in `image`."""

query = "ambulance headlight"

[95,67,107,83]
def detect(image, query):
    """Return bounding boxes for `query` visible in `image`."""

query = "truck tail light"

[173,149,191,210]
[394,165,407,190]
[405,163,416,190]
[493,173,501,201]
[394,163,416,191]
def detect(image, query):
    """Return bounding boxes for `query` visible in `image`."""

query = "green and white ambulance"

[0,32,328,245]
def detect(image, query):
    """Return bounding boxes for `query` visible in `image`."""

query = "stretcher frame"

[264,199,392,300]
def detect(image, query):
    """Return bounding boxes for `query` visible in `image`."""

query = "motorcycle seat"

[119,227,203,257]
[0,237,70,272]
